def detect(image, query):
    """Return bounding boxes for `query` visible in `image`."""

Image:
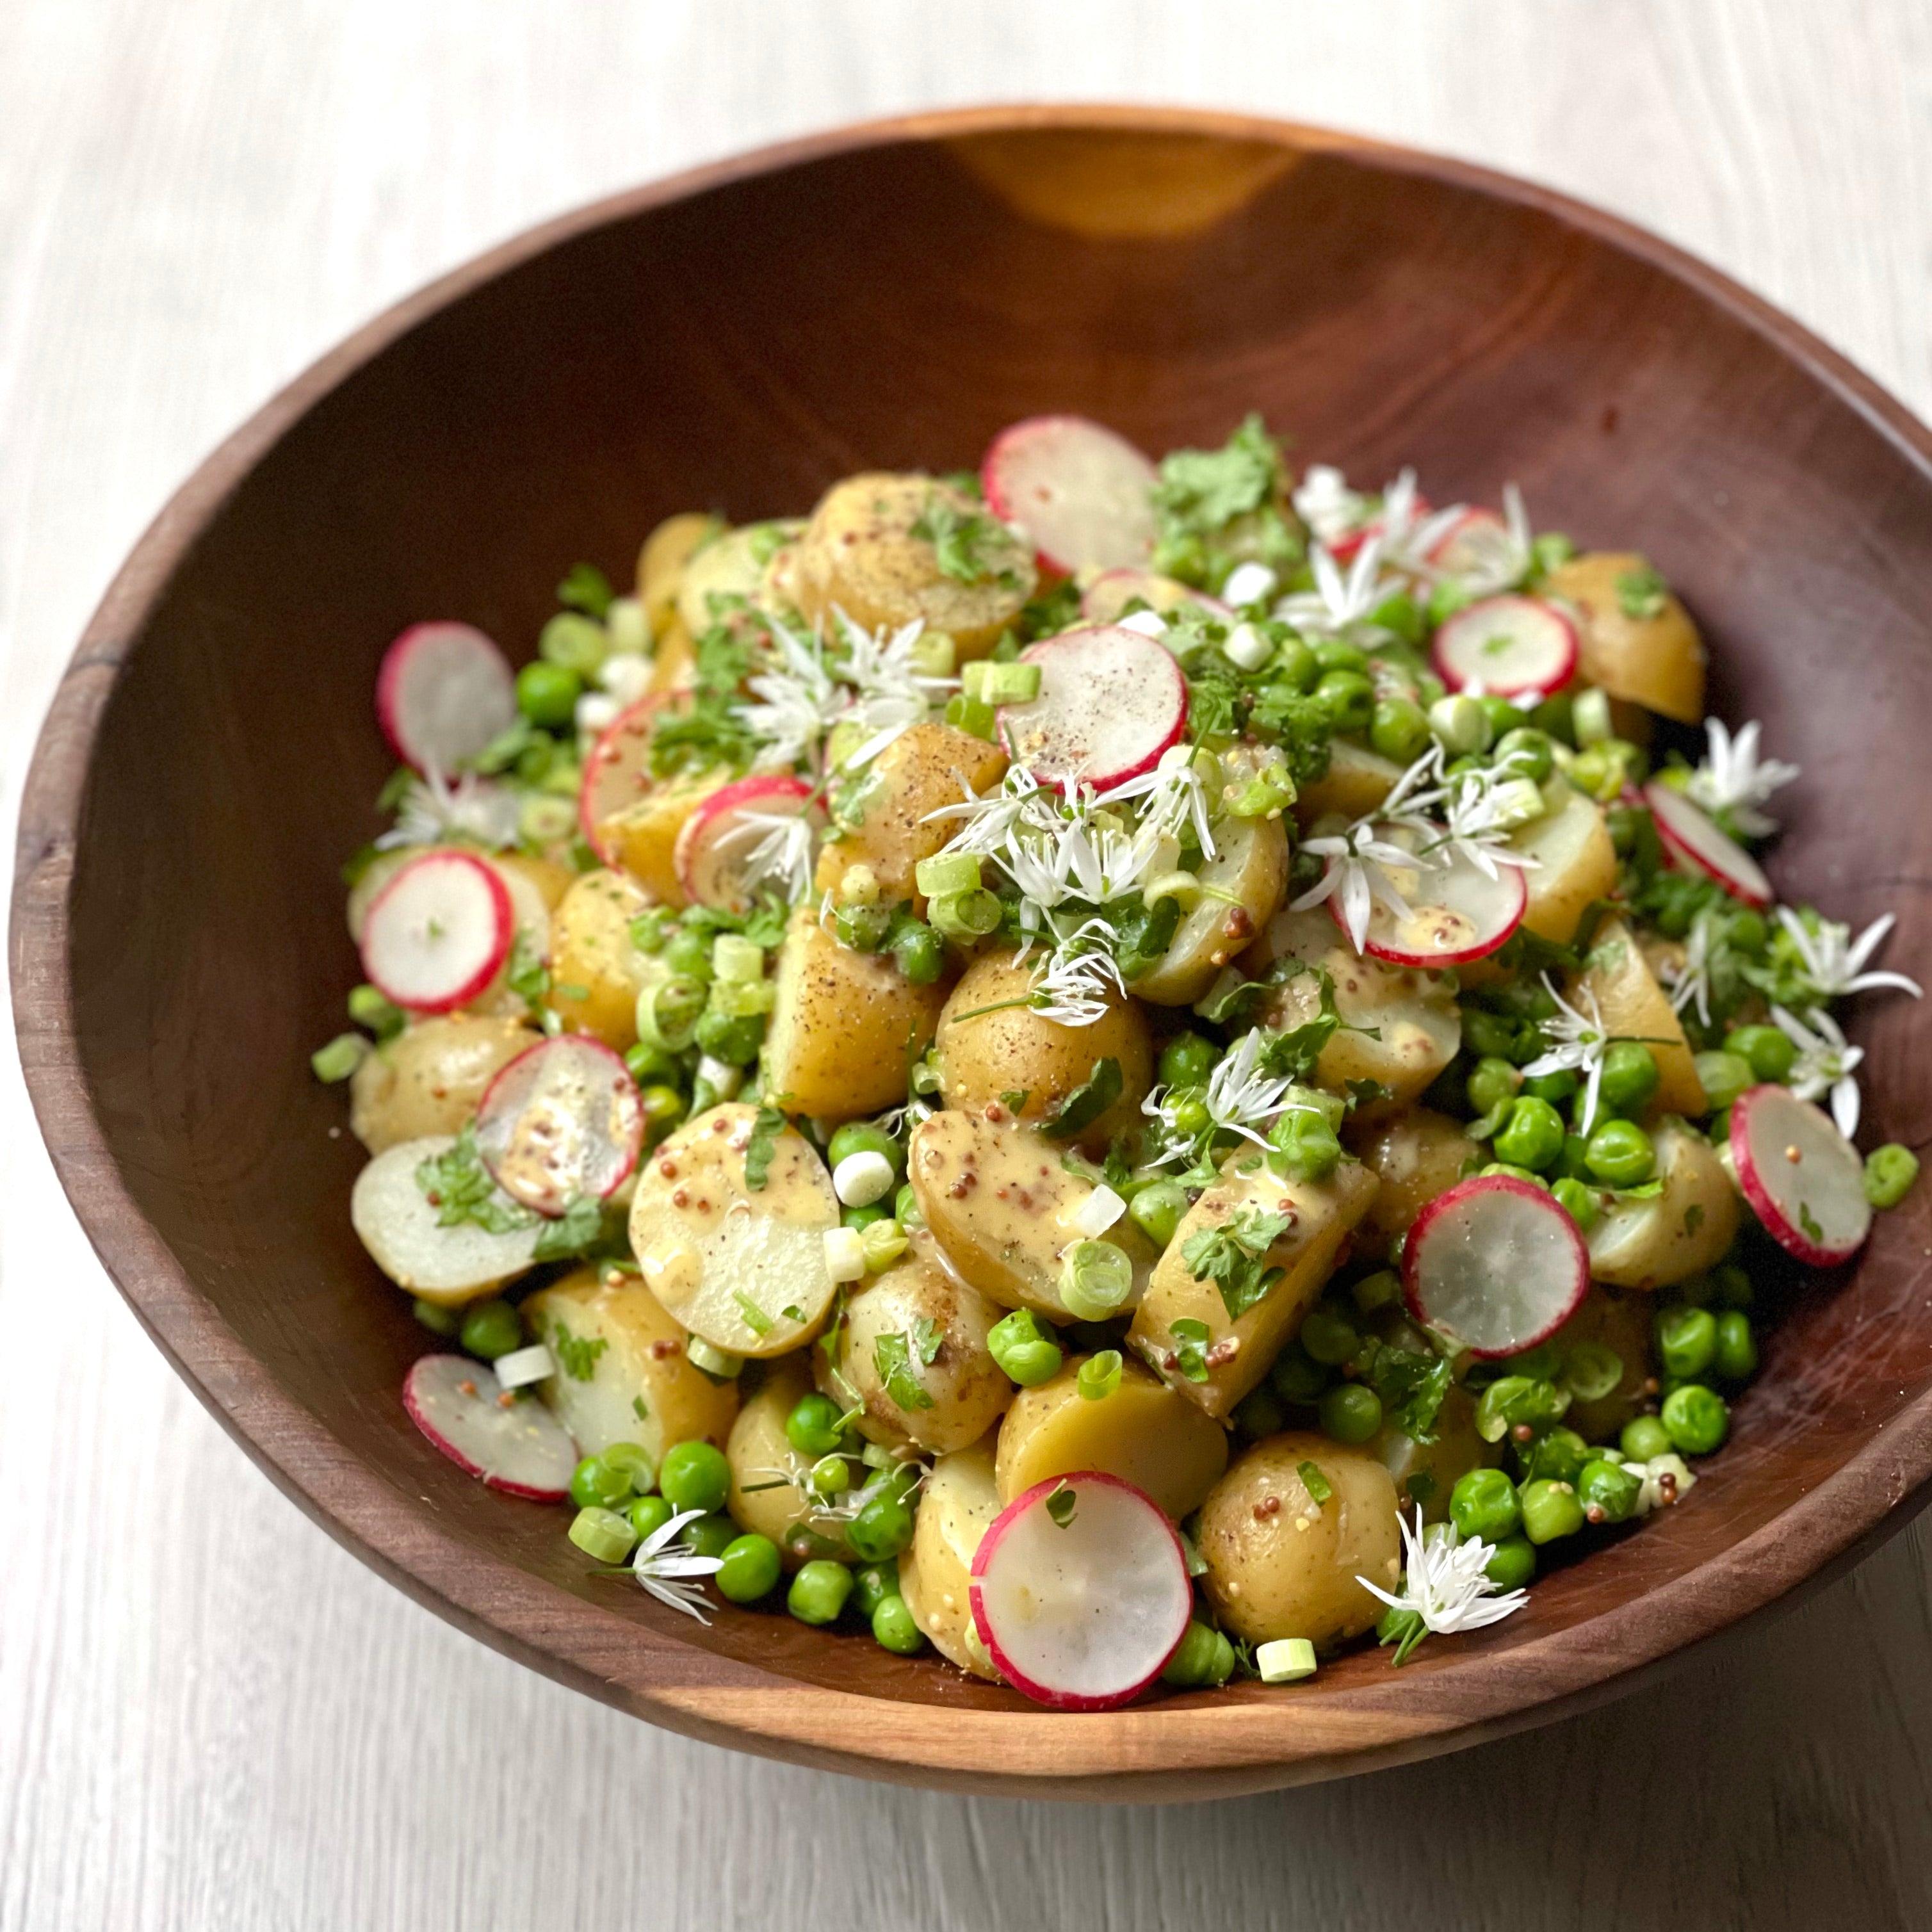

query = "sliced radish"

[403,1354,578,1500]
[377,623,519,774]
[1331,833,1527,968]
[672,772,820,913]
[1425,507,1509,578]
[360,850,513,1014]
[1002,627,1188,788]
[1331,496,1434,565]
[968,1473,1191,1712]
[578,692,686,866]
[1727,1083,1872,1265]
[982,416,1158,577]
[1644,782,1773,908]
[1402,1174,1590,1358]
[1080,570,1235,629]
[1433,595,1577,699]
[475,1035,644,1217]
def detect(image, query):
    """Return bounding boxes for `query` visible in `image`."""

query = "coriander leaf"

[1197,976,1270,1027]
[1244,685,1335,787]
[548,1319,608,1382]
[999,1089,1031,1112]
[505,927,550,1018]
[1251,967,1348,1082]
[557,562,615,618]
[414,1124,537,1235]
[1297,1459,1334,1508]
[533,1194,607,1262]
[1151,413,1281,537]
[875,1329,936,1411]
[1043,1058,1123,1141]
[1168,1318,1213,1384]
[1355,1340,1453,1445]
[1181,1206,1292,1322]
[910,1315,944,1366]
[632,1395,649,1421]
[744,1107,788,1190]
[1044,1481,1077,1529]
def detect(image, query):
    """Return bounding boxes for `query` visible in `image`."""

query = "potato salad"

[317,412,1922,1708]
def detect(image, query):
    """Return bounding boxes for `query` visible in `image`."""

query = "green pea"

[841,1202,889,1235]
[1619,1415,1673,1462]
[1319,1382,1383,1445]
[786,1393,849,1459]
[638,1084,686,1143]
[1654,1304,1717,1380]
[895,1183,922,1229]
[1449,1467,1522,1544]
[871,1593,925,1655]
[808,1454,852,1502]
[1270,633,1320,693]
[1462,1008,1531,1064]
[987,1308,1064,1387]
[1584,1118,1654,1187]
[1598,1041,1659,1117]
[1315,669,1376,733]
[1551,1176,1600,1233]
[412,1297,461,1336]
[1167,1094,1214,1139]
[1555,1132,1592,1180]
[1493,1096,1567,1173]
[699,1534,777,1607]
[1520,1066,1579,1107]
[852,1562,900,1619]
[1660,1383,1728,1456]
[1233,1384,1287,1441]
[1314,637,1370,674]
[539,611,607,678]
[1299,1306,1360,1367]
[1477,695,1523,741]
[1520,1478,1586,1544]
[1466,1056,1521,1117]
[1693,1050,1755,1113]
[1577,1458,1642,1525]
[1484,1536,1536,1590]
[1712,1262,1753,1309]
[662,925,715,982]
[1158,1032,1220,1089]
[1518,1425,1589,1486]
[1271,1343,1328,1405]
[658,1440,731,1514]
[1865,1143,1920,1209]
[1725,1024,1797,1085]
[626,1493,674,1541]
[515,658,581,728]
[1128,1179,1190,1251]
[1713,1310,1758,1382]
[681,1513,738,1559]
[848,1495,915,1563]
[1370,695,1433,765]
[1493,726,1554,784]
[829,1123,905,1178]
[459,1299,523,1361]
[570,1454,632,1511]
[601,1442,656,1496]
[787,1559,854,1627]
[1352,1268,1401,1314]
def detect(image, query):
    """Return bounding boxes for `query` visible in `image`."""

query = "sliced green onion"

[1572,686,1613,747]
[346,982,405,1041]
[1076,1350,1123,1401]
[929,888,1003,943]
[711,934,765,983]
[1142,868,1204,911]
[569,1506,638,1564]
[1562,1343,1624,1403]
[310,1033,369,1083]
[915,850,983,899]
[1059,1239,1133,1320]
[602,1442,657,1494]
[909,629,956,678]
[860,1217,910,1272]
[685,1336,745,1379]
[519,793,578,846]
[977,660,1041,705]
[635,964,706,1051]
[1256,1637,1318,1684]
[943,692,997,740]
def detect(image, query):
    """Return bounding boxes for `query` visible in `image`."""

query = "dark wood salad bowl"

[16,104,1932,1800]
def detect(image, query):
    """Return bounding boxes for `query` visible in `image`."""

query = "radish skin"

[359,850,513,1014]
[982,416,1159,576]
[377,622,519,774]
[403,1354,578,1500]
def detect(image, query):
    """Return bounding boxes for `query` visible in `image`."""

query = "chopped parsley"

[910,496,1017,587]
[414,1124,536,1235]
[875,1319,943,1411]
[505,927,550,1019]
[1168,1318,1213,1384]
[744,1107,788,1190]
[548,1320,608,1382]
[1149,414,1302,589]
[556,561,615,618]
[1354,1338,1453,1444]
[1181,1206,1292,1322]
[1043,1058,1122,1141]
[1297,1460,1333,1509]
[533,1194,608,1262]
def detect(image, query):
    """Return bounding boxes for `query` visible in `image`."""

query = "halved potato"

[1126,814,1290,1006]
[1586,1119,1739,1290]
[898,1433,1003,1677]
[524,1266,738,1459]
[1507,786,1618,946]
[674,520,802,637]
[638,512,725,637]
[349,1012,538,1155]
[599,764,735,905]
[628,1102,839,1356]
[1292,739,1404,826]
[1351,1107,1481,1259]
[350,1135,538,1303]
[1371,1383,1498,1524]
[546,868,653,1048]
[1570,916,1705,1117]
[725,1357,854,1568]
[1545,551,1706,724]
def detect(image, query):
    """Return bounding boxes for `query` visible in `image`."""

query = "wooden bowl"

[17,105,1932,1800]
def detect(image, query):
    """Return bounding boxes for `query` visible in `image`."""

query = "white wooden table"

[6,4,1932,1925]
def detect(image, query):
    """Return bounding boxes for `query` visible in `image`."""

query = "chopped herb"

[781,1304,805,1324]
[557,562,615,618]
[1683,1203,1706,1237]
[1044,1481,1077,1529]
[533,1194,607,1262]
[745,521,791,567]
[1196,975,1270,1027]
[1345,1078,1395,1110]
[549,1320,608,1382]
[1043,1059,1123,1141]
[875,1329,937,1411]
[1149,414,1302,590]
[1614,563,1669,621]
[414,1124,537,1235]
[1169,1318,1213,1384]
[376,765,418,813]
[1406,1472,1437,1507]
[1016,578,1082,640]
[1181,1207,1290,1322]
[999,1089,1031,1112]
[1798,1201,1824,1244]
[733,1290,775,1337]
[909,496,1014,586]
[1355,1339,1453,1443]
[1297,1460,1334,1508]
[505,927,550,1017]
[631,1395,649,1422]
[744,1107,787,1190]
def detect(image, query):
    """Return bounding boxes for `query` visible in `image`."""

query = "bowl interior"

[35,113,1932,1772]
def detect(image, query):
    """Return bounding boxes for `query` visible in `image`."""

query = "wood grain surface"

[7,2,1932,1926]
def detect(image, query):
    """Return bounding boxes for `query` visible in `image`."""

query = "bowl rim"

[15,101,1932,1800]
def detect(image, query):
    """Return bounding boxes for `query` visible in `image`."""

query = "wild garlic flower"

[1030,917,1130,1026]
[1290,464,1369,547]
[1423,763,1545,879]
[718,806,818,904]
[1521,974,1611,1134]
[1275,535,1401,640]
[631,1507,726,1624]
[1775,907,1922,1004]
[829,610,949,771]
[378,768,523,851]
[1101,745,1219,861]
[1770,1003,1865,1137]
[1144,1028,1294,1158]
[1289,749,1448,954]
[1356,1507,1529,1656]
[1685,718,1799,837]
[1411,483,1533,596]
[1664,911,1719,1028]
[739,619,841,771]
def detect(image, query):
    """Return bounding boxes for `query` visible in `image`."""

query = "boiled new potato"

[599,763,734,906]
[1351,1107,1480,1259]
[674,520,802,637]
[818,1241,1013,1454]
[1128,1148,1380,1418]
[788,473,1035,661]
[1196,1434,1401,1647]
[935,949,1151,1146]
[1507,786,1618,946]
[1550,1287,1653,1443]
[993,1354,1229,1519]
[1126,814,1290,1006]
[346,845,566,946]
[909,1108,1160,1320]
[1292,739,1403,827]
[638,511,724,637]
[1586,1119,1739,1290]
[1246,907,1462,1110]
[811,722,1009,912]
[726,1358,855,1568]
[646,617,696,695]
[524,1266,738,1460]
[545,868,653,1049]
[1570,916,1705,1117]
[1545,551,1705,724]
[1372,1384,1498,1525]
[628,1102,839,1356]
[898,1433,1003,1678]
[349,1012,537,1155]
[761,904,952,1119]
[350,1134,539,1303]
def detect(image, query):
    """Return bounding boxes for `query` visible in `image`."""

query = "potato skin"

[1546,551,1706,724]
[600,763,735,905]
[1197,1433,1401,1647]
[898,1433,1003,1677]
[349,1013,538,1155]
[1586,1119,1739,1289]
[1351,1107,1480,1260]
[1570,917,1706,1117]
[1508,788,1618,947]
[994,1354,1229,1520]
[762,904,952,1119]
[546,868,653,1049]
[820,1242,1014,1455]
[936,950,1151,1147]
[674,521,801,638]
[789,474,1035,661]
[726,1357,854,1569]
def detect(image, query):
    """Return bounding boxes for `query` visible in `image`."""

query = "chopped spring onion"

[1071,1183,1127,1238]
[494,1343,555,1391]
[1256,1637,1318,1684]
[685,1335,745,1379]
[824,1226,868,1283]
[1059,1238,1133,1320]
[833,1150,898,1208]
[914,849,983,900]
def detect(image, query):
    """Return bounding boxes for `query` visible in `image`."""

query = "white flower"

[1685,718,1799,837]
[1288,748,1447,954]
[1290,464,1369,546]
[377,768,523,850]
[1663,912,1719,1029]
[718,806,818,904]
[1521,974,1611,1133]
[1030,918,1130,1026]
[1275,535,1400,639]
[829,610,946,771]
[631,1507,725,1624]
[1771,1003,1865,1137]
[738,618,841,771]
[1421,764,1545,879]
[1356,1507,1529,1650]
[1775,907,1921,1003]
[1100,744,1219,861]
[1411,483,1533,596]
[1144,1027,1294,1157]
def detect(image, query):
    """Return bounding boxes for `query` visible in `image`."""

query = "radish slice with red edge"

[377,622,519,774]
[475,1035,645,1217]
[982,416,1158,576]
[359,850,512,1013]
[969,1472,1191,1711]
[579,693,678,865]
[1425,506,1509,577]
[1644,781,1773,907]
[1002,626,1188,788]
[672,772,820,913]
[1402,1173,1590,1358]
[403,1354,578,1500]
[1331,832,1527,968]
[1080,570,1235,629]
[1726,1083,1872,1265]
[1432,595,1577,699]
